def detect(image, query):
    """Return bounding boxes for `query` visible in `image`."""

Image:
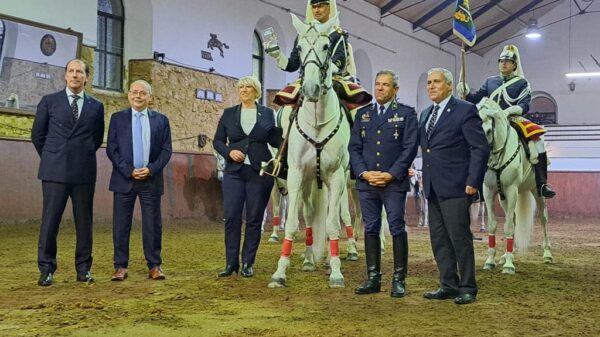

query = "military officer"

[457,44,555,198]
[349,70,419,297]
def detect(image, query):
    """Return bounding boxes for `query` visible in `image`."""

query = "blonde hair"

[237,76,262,100]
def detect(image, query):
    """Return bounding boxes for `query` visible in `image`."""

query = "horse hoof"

[347,253,359,261]
[268,236,279,243]
[479,227,486,233]
[268,278,286,288]
[302,263,316,272]
[483,264,496,271]
[329,279,345,288]
[544,257,554,264]
[502,267,515,275]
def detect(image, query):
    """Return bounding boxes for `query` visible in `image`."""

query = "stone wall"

[129,60,239,154]
[0,45,241,153]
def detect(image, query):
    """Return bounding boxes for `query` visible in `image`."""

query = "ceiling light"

[525,18,541,39]
[565,72,600,78]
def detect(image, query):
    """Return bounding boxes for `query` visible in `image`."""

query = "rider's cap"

[499,45,518,62]
[311,0,329,5]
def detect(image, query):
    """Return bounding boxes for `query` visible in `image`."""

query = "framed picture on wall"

[215,93,223,102]
[0,13,82,113]
[206,90,215,101]
[196,88,206,99]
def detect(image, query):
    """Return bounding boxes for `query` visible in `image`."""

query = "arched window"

[94,0,124,91]
[529,91,558,125]
[252,30,264,104]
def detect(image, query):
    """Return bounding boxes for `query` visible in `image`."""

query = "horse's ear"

[291,13,307,35]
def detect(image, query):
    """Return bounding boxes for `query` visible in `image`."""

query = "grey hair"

[238,76,262,100]
[130,80,153,95]
[375,69,399,87]
[427,68,454,86]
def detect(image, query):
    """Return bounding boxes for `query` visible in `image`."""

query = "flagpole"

[461,41,467,100]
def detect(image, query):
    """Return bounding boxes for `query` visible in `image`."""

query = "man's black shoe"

[76,271,95,283]
[38,273,53,286]
[423,288,458,300]
[241,264,254,278]
[454,293,477,304]
[218,265,239,277]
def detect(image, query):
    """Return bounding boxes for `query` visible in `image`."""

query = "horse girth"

[294,101,344,189]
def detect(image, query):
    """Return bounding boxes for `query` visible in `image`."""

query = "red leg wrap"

[330,239,339,257]
[506,237,514,253]
[305,227,313,246]
[488,234,496,249]
[345,225,354,239]
[281,239,293,257]
[273,216,280,226]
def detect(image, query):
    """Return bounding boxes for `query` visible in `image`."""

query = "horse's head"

[291,13,336,102]
[477,97,509,151]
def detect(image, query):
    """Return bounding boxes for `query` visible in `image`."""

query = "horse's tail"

[514,190,536,252]
[310,181,329,263]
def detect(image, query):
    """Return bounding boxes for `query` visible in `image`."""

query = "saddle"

[273,79,372,111]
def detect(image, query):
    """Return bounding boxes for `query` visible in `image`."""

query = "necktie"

[133,112,144,169]
[70,95,80,122]
[379,105,385,116]
[427,105,440,138]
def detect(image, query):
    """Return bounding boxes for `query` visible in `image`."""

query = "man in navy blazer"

[420,68,489,305]
[31,59,105,286]
[106,80,172,281]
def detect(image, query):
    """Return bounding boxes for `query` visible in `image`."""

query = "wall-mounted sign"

[40,34,57,56]
[206,90,215,101]
[215,93,223,102]
[201,51,213,61]
[196,88,206,99]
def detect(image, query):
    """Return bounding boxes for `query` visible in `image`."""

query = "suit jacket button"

[376,163,380,167]
[377,130,381,134]
[376,141,381,145]
[427,149,431,153]
[376,152,380,156]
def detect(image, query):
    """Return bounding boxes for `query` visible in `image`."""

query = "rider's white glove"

[456,82,470,98]
[503,105,523,117]
[331,63,340,75]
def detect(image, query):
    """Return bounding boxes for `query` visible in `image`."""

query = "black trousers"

[38,181,95,274]
[113,180,163,269]
[222,165,273,267]
[428,188,477,295]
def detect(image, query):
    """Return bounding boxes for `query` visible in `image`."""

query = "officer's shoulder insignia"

[333,26,344,34]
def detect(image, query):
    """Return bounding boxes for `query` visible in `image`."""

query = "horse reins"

[488,117,521,200]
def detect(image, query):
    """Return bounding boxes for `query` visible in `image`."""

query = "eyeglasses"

[129,90,149,97]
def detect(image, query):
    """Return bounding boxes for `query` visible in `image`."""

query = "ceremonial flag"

[453,0,476,47]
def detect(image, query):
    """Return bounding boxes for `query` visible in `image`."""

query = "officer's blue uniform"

[466,75,530,113]
[348,101,419,236]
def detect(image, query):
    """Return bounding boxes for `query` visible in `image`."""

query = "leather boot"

[391,232,408,298]
[534,152,556,199]
[355,234,381,294]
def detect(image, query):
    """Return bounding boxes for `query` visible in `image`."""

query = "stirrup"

[260,158,281,178]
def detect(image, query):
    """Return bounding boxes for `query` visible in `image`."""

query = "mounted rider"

[265,0,371,110]
[458,44,556,199]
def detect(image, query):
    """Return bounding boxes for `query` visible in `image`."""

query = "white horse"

[269,14,350,288]
[478,98,553,274]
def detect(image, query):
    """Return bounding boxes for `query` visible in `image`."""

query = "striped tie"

[70,95,80,122]
[427,105,440,139]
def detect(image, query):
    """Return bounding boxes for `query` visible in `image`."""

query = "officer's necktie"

[133,112,144,169]
[70,95,80,123]
[427,105,440,139]
[379,105,385,116]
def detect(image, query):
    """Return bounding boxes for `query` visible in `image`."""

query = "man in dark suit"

[106,80,172,281]
[349,70,418,297]
[420,68,490,305]
[31,59,105,286]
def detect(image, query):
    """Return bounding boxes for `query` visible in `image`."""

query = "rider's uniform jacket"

[466,75,531,114]
[284,26,348,76]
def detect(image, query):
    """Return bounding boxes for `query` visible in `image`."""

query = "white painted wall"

[479,0,600,125]
[1,0,485,108]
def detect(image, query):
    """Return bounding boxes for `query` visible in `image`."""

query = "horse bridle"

[487,116,521,200]
[298,24,333,93]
